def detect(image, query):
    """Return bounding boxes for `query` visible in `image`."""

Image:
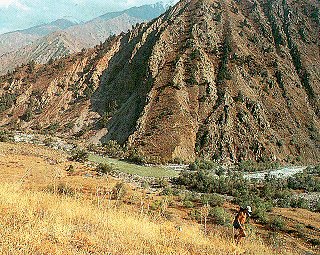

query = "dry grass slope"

[0,183,288,255]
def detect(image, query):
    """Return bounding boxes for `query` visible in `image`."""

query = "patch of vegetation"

[44,123,60,134]
[201,194,225,207]
[240,19,251,29]
[189,159,218,171]
[0,93,17,113]
[20,108,33,122]
[0,130,14,142]
[83,83,95,98]
[268,216,287,231]
[112,182,127,200]
[235,91,245,103]
[95,163,115,174]
[264,0,285,48]
[183,200,195,208]
[216,32,232,85]
[27,60,36,74]
[209,206,231,226]
[176,167,320,212]
[308,122,320,142]
[282,0,316,104]
[46,183,75,197]
[127,149,147,165]
[70,149,89,163]
[213,12,222,22]
[287,171,320,192]
[102,140,126,158]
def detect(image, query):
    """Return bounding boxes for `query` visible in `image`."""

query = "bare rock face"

[0,0,319,164]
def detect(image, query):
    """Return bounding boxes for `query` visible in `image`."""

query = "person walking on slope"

[233,206,252,244]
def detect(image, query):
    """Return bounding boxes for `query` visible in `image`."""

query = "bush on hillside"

[209,207,231,226]
[103,140,125,158]
[201,194,225,207]
[70,149,89,163]
[112,182,127,200]
[95,163,115,174]
[189,159,217,171]
[268,216,287,231]
[0,130,13,142]
[127,149,146,165]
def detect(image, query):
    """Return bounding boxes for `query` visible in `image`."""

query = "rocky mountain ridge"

[0,3,167,75]
[0,0,319,164]
[0,19,77,57]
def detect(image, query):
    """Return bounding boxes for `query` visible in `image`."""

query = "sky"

[0,0,178,34]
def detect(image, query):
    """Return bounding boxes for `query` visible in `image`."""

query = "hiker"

[233,206,252,244]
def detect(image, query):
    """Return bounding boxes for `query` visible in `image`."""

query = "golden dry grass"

[0,183,289,255]
[0,142,299,254]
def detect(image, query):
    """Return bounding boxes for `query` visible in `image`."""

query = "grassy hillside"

[0,183,279,255]
[0,142,318,254]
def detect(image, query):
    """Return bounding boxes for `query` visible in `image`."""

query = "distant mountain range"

[0,19,77,57]
[0,3,166,75]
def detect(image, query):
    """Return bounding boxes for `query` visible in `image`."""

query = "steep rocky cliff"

[0,0,319,164]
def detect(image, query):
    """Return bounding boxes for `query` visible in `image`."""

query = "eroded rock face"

[0,0,319,164]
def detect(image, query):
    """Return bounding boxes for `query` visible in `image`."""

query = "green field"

[88,154,179,178]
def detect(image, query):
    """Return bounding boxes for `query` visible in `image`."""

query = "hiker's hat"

[246,206,252,216]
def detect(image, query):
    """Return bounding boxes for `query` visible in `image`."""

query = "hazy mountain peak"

[0,2,168,74]
[99,2,166,21]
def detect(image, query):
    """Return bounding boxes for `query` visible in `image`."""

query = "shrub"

[288,172,320,192]
[189,159,217,171]
[149,199,168,216]
[235,90,245,103]
[182,192,201,203]
[70,149,89,163]
[315,200,320,212]
[0,93,17,113]
[112,182,127,200]
[46,183,75,196]
[290,197,309,209]
[309,238,320,246]
[183,200,194,208]
[95,163,115,174]
[269,216,286,231]
[103,140,125,158]
[274,189,292,208]
[0,130,13,142]
[209,206,231,226]
[201,194,225,207]
[127,149,146,165]
[252,201,272,224]
[155,178,170,189]
[140,181,150,189]
[189,209,202,221]
[161,187,173,196]
[20,109,33,122]
[150,200,162,211]
[43,137,54,147]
